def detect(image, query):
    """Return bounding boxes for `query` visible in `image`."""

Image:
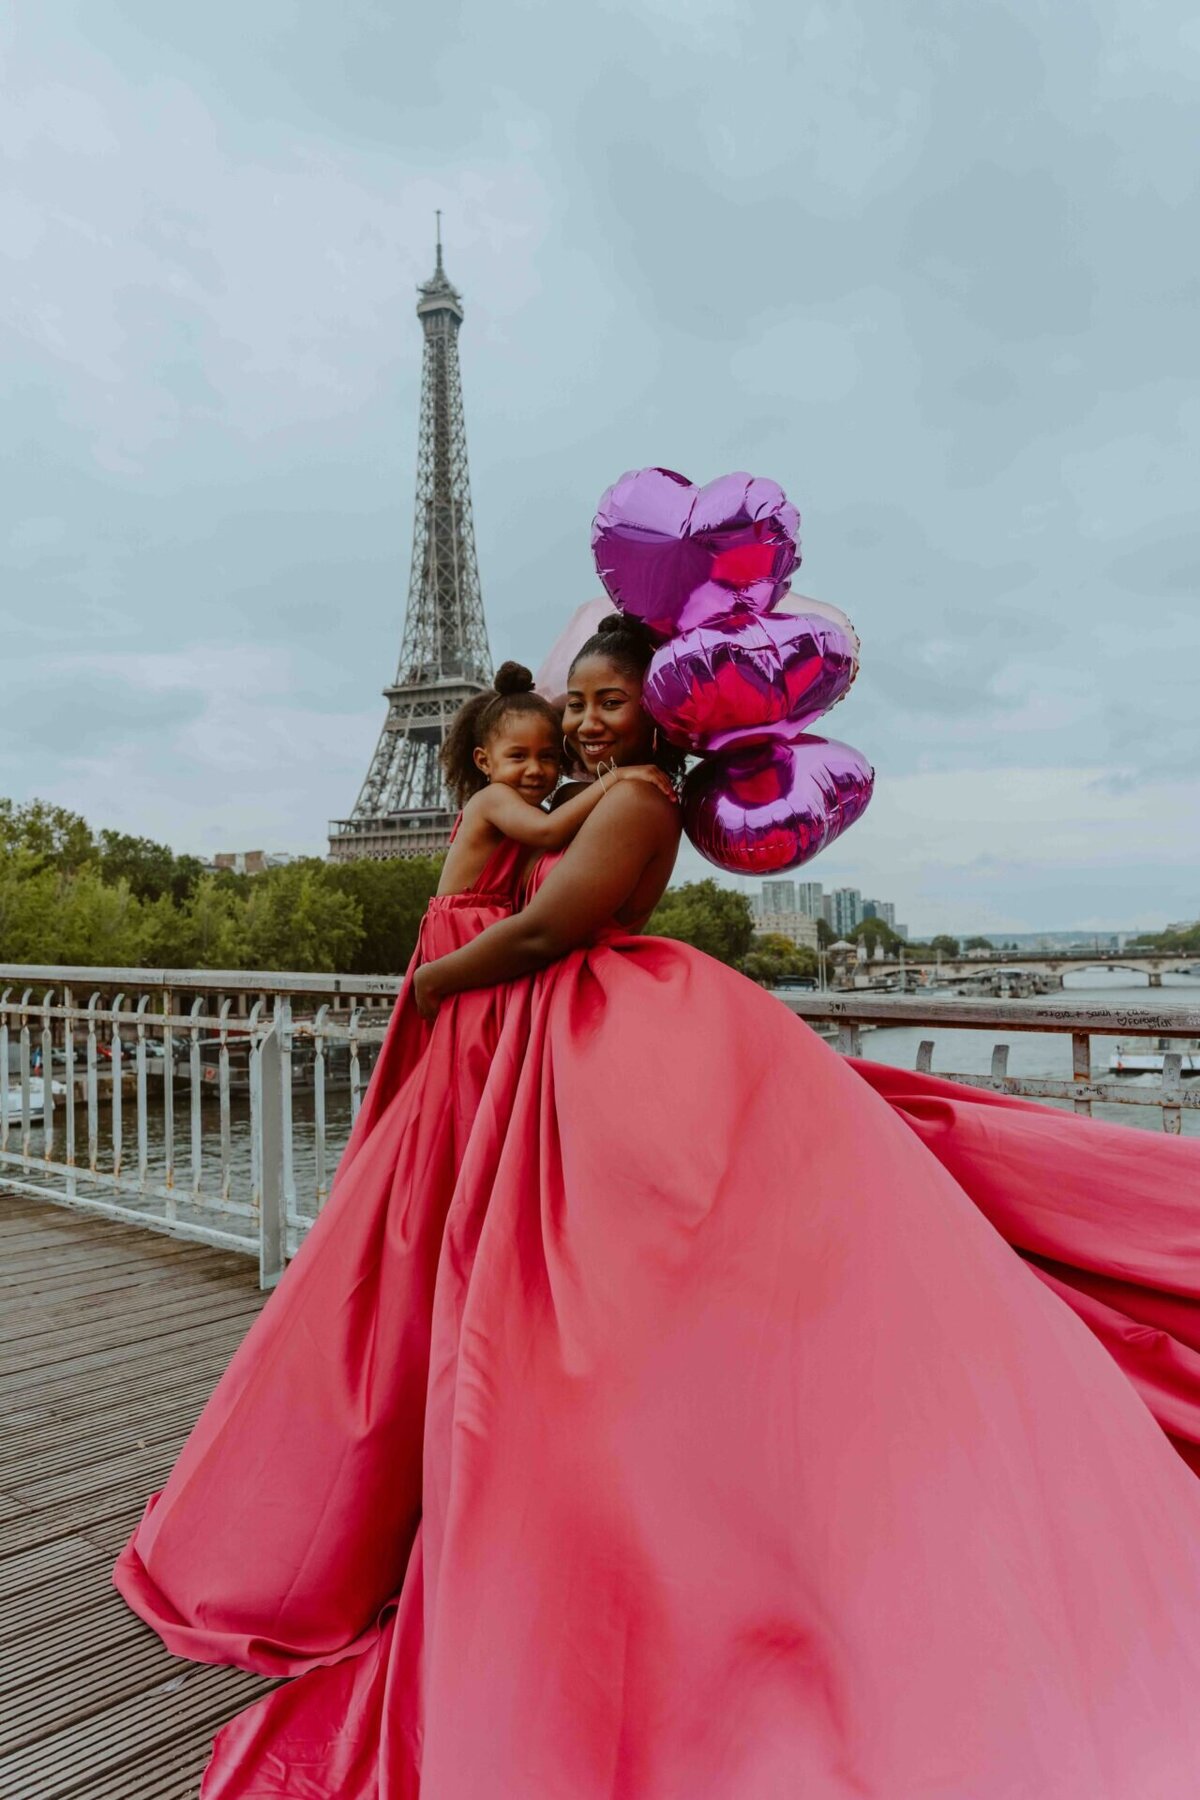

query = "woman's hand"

[413,963,443,1022]
[611,763,678,801]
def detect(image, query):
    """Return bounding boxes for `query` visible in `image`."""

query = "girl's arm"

[473,765,673,850]
[414,784,677,1015]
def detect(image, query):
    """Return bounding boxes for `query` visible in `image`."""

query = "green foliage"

[1128,923,1200,953]
[0,799,94,871]
[816,915,834,949]
[964,935,994,951]
[0,796,442,974]
[929,934,961,957]
[325,857,443,974]
[646,879,755,966]
[741,933,818,987]
[849,917,903,955]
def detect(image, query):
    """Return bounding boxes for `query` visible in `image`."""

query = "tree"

[49,870,145,967]
[0,799,94,871]
[816,916,834,949]
[0,849,59,961]
[929,934,961,958]
[325,856,443,974]
[741,934,818,987]
[97,829,205,904]
[225,863,365,973]
[647,880,755,967]
[849,917,903,956]
[964,935,994,952]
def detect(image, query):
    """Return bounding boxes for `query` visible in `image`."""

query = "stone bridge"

[872,952,1199,989]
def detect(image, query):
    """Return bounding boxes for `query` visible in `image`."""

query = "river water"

[5,972,1197,1232]
[854,971,1200,1139]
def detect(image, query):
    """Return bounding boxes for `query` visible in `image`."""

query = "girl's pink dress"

[113,828,528,1676]
[122,853,1200,1797]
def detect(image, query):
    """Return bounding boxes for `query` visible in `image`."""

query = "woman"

[191,613,1200,1798]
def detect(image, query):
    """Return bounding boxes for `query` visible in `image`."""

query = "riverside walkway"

[0,1193,271,1798]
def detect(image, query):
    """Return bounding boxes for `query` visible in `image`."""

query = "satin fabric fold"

[851,1058,1200,1468]
[183,895,1200,1797]
[113,835,528,1676]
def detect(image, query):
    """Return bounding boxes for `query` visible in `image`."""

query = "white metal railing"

[2,967,1198,1286]
[782,993,1200,1135]
[0,966,401,1287]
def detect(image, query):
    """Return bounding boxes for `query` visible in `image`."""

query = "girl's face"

[563,654,655,773]
[474,711,561,805]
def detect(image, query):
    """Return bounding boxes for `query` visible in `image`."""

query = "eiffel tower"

[329,225,493,861]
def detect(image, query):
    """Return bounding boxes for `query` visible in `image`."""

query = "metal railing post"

[257,1022,286,1290]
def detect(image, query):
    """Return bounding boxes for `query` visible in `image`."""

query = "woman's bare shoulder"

[587,779,681,843]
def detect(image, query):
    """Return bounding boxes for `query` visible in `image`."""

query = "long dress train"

[854,1059,1200,1472]
[184,861,1200,1798]
[113,832,528,1676]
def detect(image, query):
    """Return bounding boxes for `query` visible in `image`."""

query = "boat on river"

[1108,1037,1200,1077]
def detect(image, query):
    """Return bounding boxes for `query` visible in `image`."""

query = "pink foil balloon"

[772,590,861,656]
[643,612,858,753]
[591,467,800,639]
[682,731,874,874]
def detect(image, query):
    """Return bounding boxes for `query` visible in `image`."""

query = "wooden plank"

[1,1291,262,1386]
[0,1534,107,1604]
[0,1662,270,1799]
[0,1200,277,1792]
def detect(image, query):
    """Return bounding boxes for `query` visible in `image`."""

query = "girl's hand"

[614,763,678,801]
[413,963,443,1021]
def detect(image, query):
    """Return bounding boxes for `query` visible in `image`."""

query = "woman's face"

[562,653,655,773]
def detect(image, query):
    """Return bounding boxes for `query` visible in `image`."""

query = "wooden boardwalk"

[0,1193,273,1798]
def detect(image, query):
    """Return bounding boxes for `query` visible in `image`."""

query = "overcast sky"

[3,1,1198,933]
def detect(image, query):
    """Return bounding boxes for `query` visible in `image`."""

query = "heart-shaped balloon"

[772,590,860,656]
[682,730,874,874]
[592,467,800,639]
[643,612,858,754]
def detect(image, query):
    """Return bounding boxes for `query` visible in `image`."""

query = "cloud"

[1,0,1198,934]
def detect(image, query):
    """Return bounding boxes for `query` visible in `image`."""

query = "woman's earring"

[563,735,571,758]
[652,727,660,754]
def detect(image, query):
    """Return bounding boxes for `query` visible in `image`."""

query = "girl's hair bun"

[492,660,535,696]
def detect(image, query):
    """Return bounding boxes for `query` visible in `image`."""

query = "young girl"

[112,656,676,1694]
[436,658,675,897]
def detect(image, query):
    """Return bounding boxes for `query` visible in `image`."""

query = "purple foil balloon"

[591,467,800,639]
[683,731,874,875]
[643,612,859,754]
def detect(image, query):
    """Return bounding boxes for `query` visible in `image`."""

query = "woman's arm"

[414,784,678,1016]
[474,765,673,851]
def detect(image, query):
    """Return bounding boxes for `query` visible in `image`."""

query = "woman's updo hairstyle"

[440,660,561,808]
[568,614,686,780]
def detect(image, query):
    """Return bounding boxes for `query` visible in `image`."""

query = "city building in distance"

[211,851,300,876]
[752,880,908,943]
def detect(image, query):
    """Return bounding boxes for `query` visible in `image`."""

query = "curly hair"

[439,662,562,809]
[568,614,686,780]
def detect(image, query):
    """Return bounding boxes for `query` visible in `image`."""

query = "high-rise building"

[753,912,819,950]
[795,881,824,919]
[862,899,896,929]
[329,227,492,861]
[830,887,863,937]
[759,879,798,917]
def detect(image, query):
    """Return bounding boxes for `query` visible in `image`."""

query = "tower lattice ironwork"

[329,229,493,861]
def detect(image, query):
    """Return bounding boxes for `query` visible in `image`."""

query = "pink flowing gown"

[113,831,528,1677]
[177,854,1200,1799]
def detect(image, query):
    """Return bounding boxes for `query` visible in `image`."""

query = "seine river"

[855,971,1200,1139]
[4,972,1197,1232]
